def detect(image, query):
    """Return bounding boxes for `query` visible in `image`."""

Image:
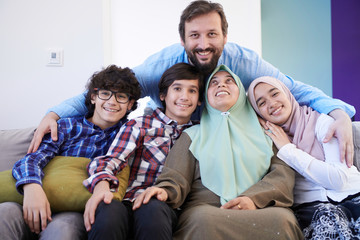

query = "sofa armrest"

[0,127,36,172]
[353,121,360,170]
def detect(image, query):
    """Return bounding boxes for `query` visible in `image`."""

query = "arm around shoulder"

[288,78,355,118]
[326,109,354,165]
[28,111,60,153]
[47,92,88,118]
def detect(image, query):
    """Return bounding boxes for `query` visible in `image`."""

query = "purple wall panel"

[331,0,360,121]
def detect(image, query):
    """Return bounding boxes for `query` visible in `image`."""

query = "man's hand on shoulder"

[325,109,354,167]
[28,112,60,153]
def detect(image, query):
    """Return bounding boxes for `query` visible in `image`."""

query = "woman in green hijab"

[133,65,303,240]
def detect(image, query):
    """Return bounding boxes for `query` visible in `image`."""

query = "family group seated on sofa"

[1,1,359,239]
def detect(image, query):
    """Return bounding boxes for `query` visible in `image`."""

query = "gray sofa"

[0,127,37,172]
[0,122,359,172]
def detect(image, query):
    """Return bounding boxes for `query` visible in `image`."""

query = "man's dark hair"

[158,63,204,110]
[179,0,228,42]
[85,65,141,118]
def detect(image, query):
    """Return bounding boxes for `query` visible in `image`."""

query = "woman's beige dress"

[155,133,304,240]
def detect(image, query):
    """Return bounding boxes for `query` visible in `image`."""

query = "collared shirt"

[49,42,355,120]
[83,108,197,201]
[12,116,124,193]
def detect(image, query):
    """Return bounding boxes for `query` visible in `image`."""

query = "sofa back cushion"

[0,122,359,171]
[0,127,36,172]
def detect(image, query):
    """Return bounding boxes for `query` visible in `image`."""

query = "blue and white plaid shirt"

[12,116,125,193]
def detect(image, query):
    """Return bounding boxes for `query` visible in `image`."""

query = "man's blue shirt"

[49,42,355,120]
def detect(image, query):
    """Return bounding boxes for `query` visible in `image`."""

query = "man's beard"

[186,47,221,77]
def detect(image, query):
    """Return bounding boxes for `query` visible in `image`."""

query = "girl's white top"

[278,113,360,205]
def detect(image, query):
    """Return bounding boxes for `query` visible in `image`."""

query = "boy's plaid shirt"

[84,108,197,201]
[13,117,124,192]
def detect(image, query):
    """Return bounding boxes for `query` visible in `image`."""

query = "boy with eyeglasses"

[0,65,141,240]
[82,63,204,240]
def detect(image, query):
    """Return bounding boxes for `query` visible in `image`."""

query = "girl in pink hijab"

[248,76,360,240]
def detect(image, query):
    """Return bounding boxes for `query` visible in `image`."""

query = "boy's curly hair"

[85,65,141,118]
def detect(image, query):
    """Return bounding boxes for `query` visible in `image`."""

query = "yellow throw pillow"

[0,156,129,212]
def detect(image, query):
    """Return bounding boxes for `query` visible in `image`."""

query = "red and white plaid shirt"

[83,108,197,201]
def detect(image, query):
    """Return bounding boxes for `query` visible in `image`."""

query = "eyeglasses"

[94,88,131,104]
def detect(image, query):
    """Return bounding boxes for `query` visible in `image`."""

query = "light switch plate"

[47,48,63,67]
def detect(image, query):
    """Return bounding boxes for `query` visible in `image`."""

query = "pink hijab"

[247,76,325,161]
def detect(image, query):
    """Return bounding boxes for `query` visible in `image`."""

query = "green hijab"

[185,65,273,204]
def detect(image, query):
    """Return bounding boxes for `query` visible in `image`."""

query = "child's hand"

[23,183,52,234]
[132,187,168,210]
[257,117,268,130]
[264,121,291,149]
[83,181,113,232]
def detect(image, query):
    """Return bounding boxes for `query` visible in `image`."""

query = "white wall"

[110,0,261,118]
[1,0,261,130]
[111,0,262,68]
[0,0,105,130]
